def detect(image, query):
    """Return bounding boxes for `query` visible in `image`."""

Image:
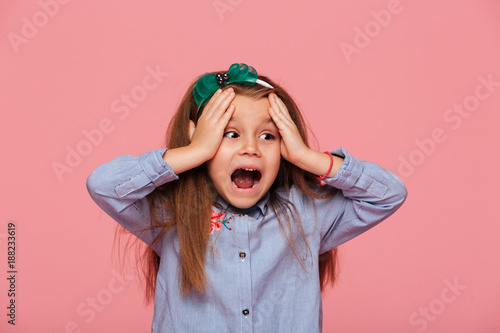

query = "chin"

[225,197,259,210]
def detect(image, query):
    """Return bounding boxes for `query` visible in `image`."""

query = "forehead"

[230,95,272,123]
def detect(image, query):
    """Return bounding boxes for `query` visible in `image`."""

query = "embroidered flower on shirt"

[209,210,232,234]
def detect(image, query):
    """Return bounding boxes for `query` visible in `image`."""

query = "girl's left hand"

[268,93,344,178]
[268,93,311,166]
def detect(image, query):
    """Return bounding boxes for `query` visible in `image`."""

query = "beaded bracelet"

[317,151,333,185]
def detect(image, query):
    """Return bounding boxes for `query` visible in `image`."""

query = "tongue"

[231,169,255,189]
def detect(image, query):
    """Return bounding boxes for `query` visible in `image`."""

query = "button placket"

[235,214,252,328]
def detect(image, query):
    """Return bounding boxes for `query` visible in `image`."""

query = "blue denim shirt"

[86,147,407,333]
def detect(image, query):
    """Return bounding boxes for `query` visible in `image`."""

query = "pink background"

[1,0,499,332]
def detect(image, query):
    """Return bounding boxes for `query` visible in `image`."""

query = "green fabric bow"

[193,63,259,107]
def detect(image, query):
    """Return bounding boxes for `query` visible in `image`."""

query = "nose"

[239,136,261,157]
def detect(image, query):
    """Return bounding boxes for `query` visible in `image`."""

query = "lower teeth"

[231,181,260,189]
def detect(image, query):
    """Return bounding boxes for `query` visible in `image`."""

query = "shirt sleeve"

[312,147,408,254]
[86,148,178,250]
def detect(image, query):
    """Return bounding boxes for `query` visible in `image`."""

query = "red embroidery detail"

[209,210,232,234]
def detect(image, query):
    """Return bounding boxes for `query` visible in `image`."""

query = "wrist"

[186,143,214,164]
[163,145,209,174]
[294,149,344,181]
[316,151,334,185]
[292,148,322,173]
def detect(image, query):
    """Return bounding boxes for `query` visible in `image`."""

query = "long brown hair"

[129,71,338,304]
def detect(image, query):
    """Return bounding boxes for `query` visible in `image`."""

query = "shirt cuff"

[140,148,177,186]
[115,148,178,198]
[321,147,356,189]
[322,147,396,200]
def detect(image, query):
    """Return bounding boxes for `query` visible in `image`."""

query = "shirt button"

[242,309,250,316]
[239,252,246,259]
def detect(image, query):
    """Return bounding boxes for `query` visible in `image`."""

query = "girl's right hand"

[162,88,235,174]
[188,87,236,161]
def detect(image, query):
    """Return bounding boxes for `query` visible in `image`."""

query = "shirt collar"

[216,191,270,219]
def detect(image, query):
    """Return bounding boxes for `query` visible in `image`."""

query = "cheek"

[207,167,227,194]
[206,151,230,184]
[269,146,281,173]
[207,160,221,179]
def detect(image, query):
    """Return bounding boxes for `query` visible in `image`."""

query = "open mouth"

[231,168,262,189]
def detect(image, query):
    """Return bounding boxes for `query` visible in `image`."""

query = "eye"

[224,131,239,138]
[259,133,275,140]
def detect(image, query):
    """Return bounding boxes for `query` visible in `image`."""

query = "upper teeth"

[241,168,256,171]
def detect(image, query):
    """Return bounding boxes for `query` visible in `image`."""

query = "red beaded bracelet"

[317,151,333,185]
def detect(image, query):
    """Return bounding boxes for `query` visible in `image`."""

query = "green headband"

[193,63,274,107]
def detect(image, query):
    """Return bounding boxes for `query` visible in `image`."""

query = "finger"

[218,104,235,128]
[204,88,235,119]
[269,104,285,125]
[277,103,293,124]
[207,103,235,150]
[201,88,222,117]
[200,88,229,119]
[269,101,295,132]
[268,94,287,123]
[269,106,292,135]
[210,88,235,119]
[270,93,293,120]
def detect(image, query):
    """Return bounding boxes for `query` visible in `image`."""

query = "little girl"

[87,63,407,332]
